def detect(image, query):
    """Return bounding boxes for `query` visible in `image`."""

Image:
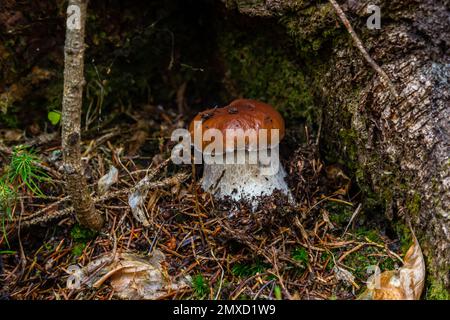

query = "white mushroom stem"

[201,148,293,206]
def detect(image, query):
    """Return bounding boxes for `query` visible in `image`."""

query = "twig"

[33,162,63,180]
[271,247,293,300]
[20,196,69,223]
[61,0,103,230]
[211,248,224,300]
[104,173,189,202]
[20,173,189,228]
[342,203,362,236]
[338,243,365,263]
[21,207,75,227]
[328,0,398,97]
[254,279,276,300]
[17,200,27,275]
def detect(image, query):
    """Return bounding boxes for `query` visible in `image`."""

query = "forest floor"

[0,104,407,300]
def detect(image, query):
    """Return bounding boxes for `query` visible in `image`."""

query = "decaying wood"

[61,0,103,230]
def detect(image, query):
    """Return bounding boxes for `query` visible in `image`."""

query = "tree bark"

[224,0,450,292]
[323,0,450,292]
[61,0,103,230]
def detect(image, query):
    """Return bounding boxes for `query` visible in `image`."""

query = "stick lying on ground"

[20,172,189,227]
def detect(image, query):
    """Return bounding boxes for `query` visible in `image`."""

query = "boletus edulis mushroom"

[189,99,292,206]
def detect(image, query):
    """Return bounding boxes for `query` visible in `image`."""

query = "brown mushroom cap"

[189,99,285,152]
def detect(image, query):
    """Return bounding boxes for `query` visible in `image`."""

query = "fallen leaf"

[79,250,189,300]
[358,233,425,300]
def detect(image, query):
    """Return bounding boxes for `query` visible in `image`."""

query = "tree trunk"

[224,0,450,292]
[61,0,103,230]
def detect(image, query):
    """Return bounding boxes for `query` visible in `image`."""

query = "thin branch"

[328,0,398,97]
[61,0,103,230]
[20,173,189,228]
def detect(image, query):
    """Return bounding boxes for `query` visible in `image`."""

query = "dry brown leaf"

[80,251,189,300]
[358,234,425,300]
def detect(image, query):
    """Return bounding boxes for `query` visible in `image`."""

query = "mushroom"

[189,99,292,206]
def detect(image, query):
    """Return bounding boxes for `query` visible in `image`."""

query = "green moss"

[0,113,18,128]
[292,247,309,265]
[380,256,396,271]
[393,222,412,255]
[343,245,396,281]
[71,243,86,257]
[355,228,382,243]
[406,192,421,217]
[338,128,359,166]
[70,224,97,241]
[320,252,334,271]
[218,31,316,124]
[423,251,450,300]
[426,279,450,300]
[280,3,342,59]
[232,259,269,277]
[192,274,209,299]
[325,202,353,227]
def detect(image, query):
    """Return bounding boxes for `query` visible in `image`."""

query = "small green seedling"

[274,285,282,300]
[192,274,209,299]
[0,178,16,247]
[232,259,269,278]
[292,247,309,264]
[47,110,61,125]
[9,146,49,196]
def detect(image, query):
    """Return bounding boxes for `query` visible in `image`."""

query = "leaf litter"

[0,104,423,300]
